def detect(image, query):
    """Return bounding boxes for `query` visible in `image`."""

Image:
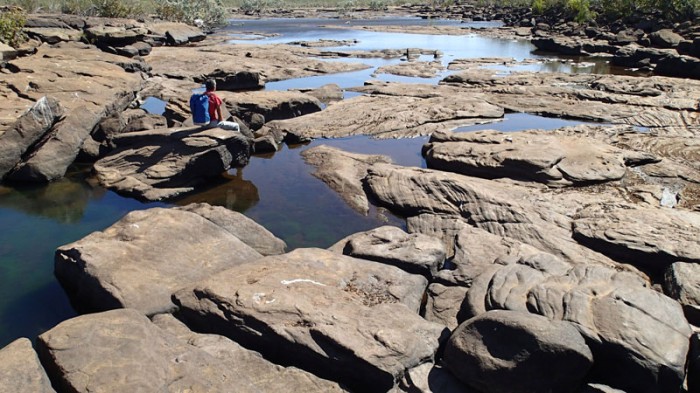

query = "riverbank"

[1,7,699,393]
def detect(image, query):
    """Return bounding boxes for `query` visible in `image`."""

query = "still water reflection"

[0,17,616,346]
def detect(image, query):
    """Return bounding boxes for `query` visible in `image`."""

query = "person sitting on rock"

[201,78,241,132]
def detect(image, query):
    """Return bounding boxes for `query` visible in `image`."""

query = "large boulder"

[93,127,251,201]
[649,29,685,48]
[330,225,446,278]
[0,338,55,393]
[302,145,393,214]
[0,97,64,180]
[36,309,345,393]
[465,257,691,393]
[173,247,446,392]
[443,310,593,393]
[55,207,263,315]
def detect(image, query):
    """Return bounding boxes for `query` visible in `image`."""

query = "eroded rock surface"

[444,310,593,393]
[173,247,446,392]
[265,83,504,139]
[424,130,652,186]
[330,225,446,278]
[0,42,145,182]
[0,97,64,180]
[302,145,392,214]
[0,338,55,393]
[572,205,700,272]
[146,38,370,84]
[94,127,251,201]
[460,254,690,393]
[55,206,263,315]
[175,203,286,256]
[365,163,618,268]
[37,309,344,393]
[664,262,700,325]
[441,70,700,136]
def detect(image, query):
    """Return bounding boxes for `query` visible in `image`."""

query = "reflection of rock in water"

[0,171,100,224]
[173,168,260,212]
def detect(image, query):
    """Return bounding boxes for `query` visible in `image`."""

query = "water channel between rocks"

[0,16,623,347]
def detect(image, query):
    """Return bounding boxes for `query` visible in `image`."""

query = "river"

[0,16,625,347]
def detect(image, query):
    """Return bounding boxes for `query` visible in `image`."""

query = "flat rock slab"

[302,145,392,214]
[37,309,344,393]
[374,60,445,78]
[173,247,446,392]
[146,39,370,83]
[331,225,446,278]
[573,205,700,272]
[0,338,55,393]
[424,130,649,186]
[94,127,251,201]
[55,207,263,315]
[265,84,504,139]
[444,310,593,393]
[223,90,323,123]
[441,70,700,137]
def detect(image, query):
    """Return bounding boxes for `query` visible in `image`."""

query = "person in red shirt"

[204,79,241,132]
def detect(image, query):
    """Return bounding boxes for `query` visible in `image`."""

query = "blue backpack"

[189,93,210,124]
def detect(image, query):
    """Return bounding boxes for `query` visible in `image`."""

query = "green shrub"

[368,0,386,10]
[0,6,26,47]
[156,0,227,27]
[61,0,97,16]
[94,0,144,18]
[597,0,699,20]
[531,0,546,13]
[567,0,595,22]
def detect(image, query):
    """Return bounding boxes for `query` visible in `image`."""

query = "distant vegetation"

[0,0,697,42]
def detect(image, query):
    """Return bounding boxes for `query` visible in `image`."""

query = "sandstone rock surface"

[55,207,263,315]
[444,310,593,393]
[424,130,646,186]
[1,42,145,182]
[94,127,251,201]
[0,97,64,180]
[173,247,446,392]
[572,205,700,271]
[37,309,344,393]
[266,84,504,139]
[0,338,55,393]
[175,203,286,255]
[302,145,392,214]
[664,262,700,325]
[331,225,446,278]
[364,163,617,268]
